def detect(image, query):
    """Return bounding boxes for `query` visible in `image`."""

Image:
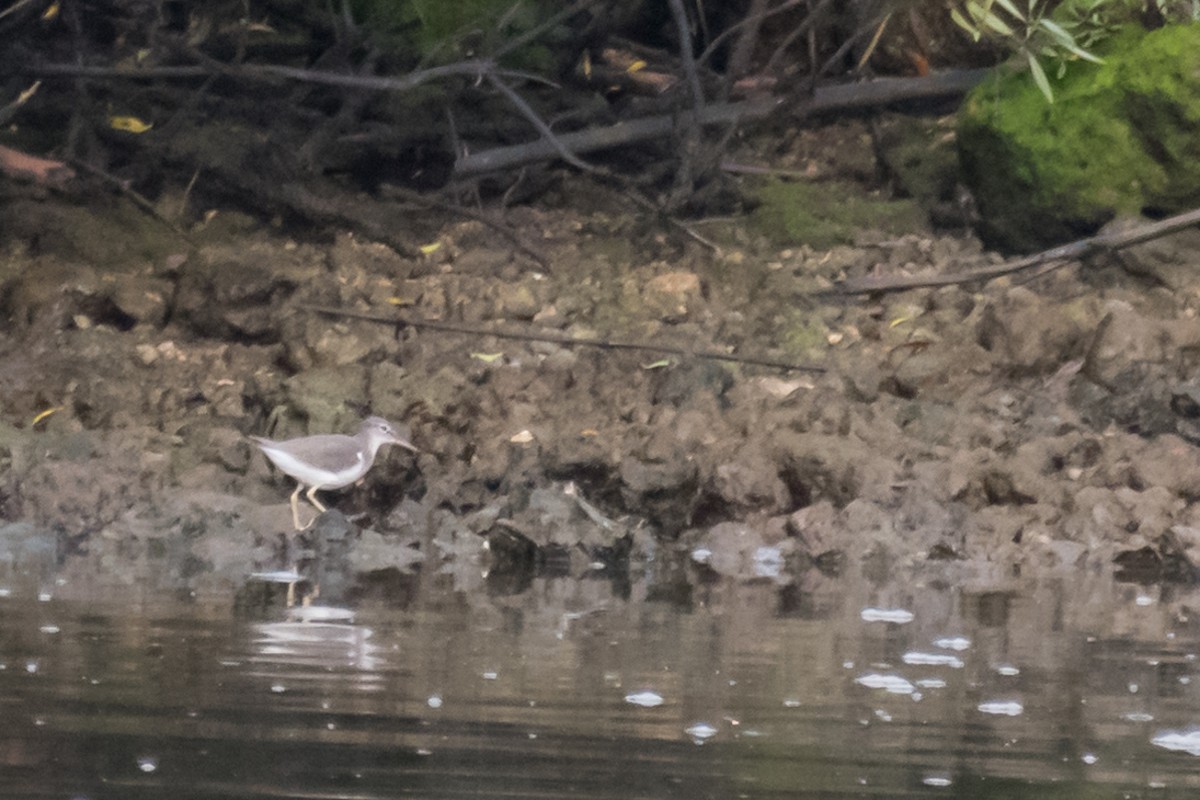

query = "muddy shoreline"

[3,172,1200,599]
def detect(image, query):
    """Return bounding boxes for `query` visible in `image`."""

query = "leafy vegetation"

[952,0,1200,102]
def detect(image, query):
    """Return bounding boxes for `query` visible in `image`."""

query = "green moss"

[1118,24,1200,207]
[750,180,927,249]
[879,117,960,205]
[778,311,828,360]
[958,23,1200,251]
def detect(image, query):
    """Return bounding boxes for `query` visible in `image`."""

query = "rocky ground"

[3,121,1200,603]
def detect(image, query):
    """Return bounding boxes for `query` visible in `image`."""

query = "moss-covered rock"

[957,23,1200,251]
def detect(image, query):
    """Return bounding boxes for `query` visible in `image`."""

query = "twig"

[485,72,596,173]
[763,0,836,77]
[720,0,772,99]
[27,58,510,93]
[829,207,1200,296]
[666,0,706,111]
[299,304,826,373]
[699,0,801,68]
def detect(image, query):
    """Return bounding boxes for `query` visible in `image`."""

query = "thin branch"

[485,72,596,173]
[299,304,827,373]
[26,59,500,92]
[763,0,837,77]
[829,207,1200,296]
[698,0,802,67]
[721,0,771,100]
[666,0,706,111]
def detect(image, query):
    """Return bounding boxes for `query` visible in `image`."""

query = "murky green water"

[3,562,1200,799]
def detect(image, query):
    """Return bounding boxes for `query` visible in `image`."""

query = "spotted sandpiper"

[250,416,417,529]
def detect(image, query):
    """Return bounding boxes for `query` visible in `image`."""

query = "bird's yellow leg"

[289,484,307,530]
[305,486,328,515]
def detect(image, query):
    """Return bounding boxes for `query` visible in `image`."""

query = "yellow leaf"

[581,50,592,79]
[41,1,59,20]
[888,315,912,328]
[470,352,503,363]
[419,241,441,255]
[32,406,62,425]
[626,60,647,74]
[109,115,153,133]
[641,359,671,369]
[579,429,599,438]
[17,81,40,104]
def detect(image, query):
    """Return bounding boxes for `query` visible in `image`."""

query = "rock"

[107,273,172,326]
[772,432,897,508]
[958,24,1200,250]
[328,231,417,280]
[711,455,790,515]
[786,500,842,558]
[652,361,733,408]
[348,528,425,572]
[174,257,297,339]
[286,315,396,369]
[888,343,993,398]
[692,521,793,580]
[1101,216,1200,290]
[1086,300,1200,387]
[284,366,370,432]
[494,281,541,320]
[366,361,411,421]
[643,271,703,322]
[841,356,882,403]
[976,287,1099,373]
[619,449,699,535]
[1130,435,1200,499]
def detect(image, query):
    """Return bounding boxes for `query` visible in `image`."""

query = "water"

[3,564,1200,799]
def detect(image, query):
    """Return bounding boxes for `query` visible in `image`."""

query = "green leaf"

[640,359,672,370]
[1026,49,1053,102]
[1037,17,1077,46]
[951,6,980,37]
[951,6,974,30]
[992,0,1026,22]
[981,10,1016,36]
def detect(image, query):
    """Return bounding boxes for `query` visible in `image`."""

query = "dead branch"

[454,69,988,178]
[299,304,827,373]
[830,206,1200,296]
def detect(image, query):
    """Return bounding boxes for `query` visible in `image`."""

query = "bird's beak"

[395,437,419,453]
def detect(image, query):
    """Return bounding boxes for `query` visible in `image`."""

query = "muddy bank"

[2,173,1200,597]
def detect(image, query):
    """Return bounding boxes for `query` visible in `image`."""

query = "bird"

[250,416,417,529]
